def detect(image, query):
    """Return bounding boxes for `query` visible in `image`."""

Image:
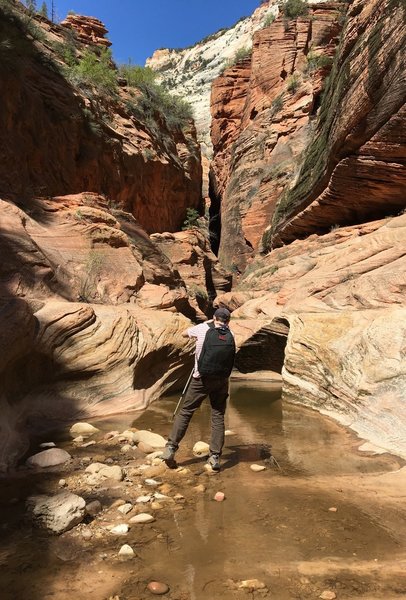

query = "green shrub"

[119,64,156,87]
[130,79,193,131]
[263,13,275,27]
[271,94,284,115]
[305,50,333,74]
[287,72,300,93]
[182,207,200,230]
[283,0,309,19]
[68,47,118,94]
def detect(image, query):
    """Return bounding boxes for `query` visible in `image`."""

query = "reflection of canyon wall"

[210,2,342,271]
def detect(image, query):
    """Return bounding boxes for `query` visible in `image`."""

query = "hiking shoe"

[161,444,177,466]
[206,454,221,472]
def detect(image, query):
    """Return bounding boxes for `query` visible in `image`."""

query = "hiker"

[161,307,236,472]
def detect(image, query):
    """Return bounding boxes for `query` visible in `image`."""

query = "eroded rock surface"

[218,215,406,458]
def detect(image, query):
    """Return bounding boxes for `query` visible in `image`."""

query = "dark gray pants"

[168,376,229,455]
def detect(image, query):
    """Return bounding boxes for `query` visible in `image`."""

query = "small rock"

[82,529,92,540]
[121,444,133,453]
[26,448,71,468]
[39,442,56,448]
[58,479,67,487]
[26,491,85,534]
[194,484,206,493]
[319,592,336,600]
[151,501,163,510]
[120,430,137,443]
[111,499,126,508]
[129,513,155,524]
[176,467,191,475]
[214,491,225,502]
[250,464,266,472]
[104,431,119,440]
[138,441,155,454]
[109,524,129,535]
[86,500,102,516]
[174,493,185,501]
[117,503,133,515]
[238,579,266,590]
[70,423,100,437]
[73,436,84,444]
[133,430,166,449]
[154,492,171,501]
[158,483,172,495]
[136,495,152,503]
[225,430,236,436]
[192,441,210,457]
[81,440,96,448]
[147,581,169,595]
[118,544,135,558]
[328,507,338,512]
[145,478,161,487]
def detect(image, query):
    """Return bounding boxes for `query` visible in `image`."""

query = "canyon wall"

[0,4,202,234]
[211,0,406,457]
[271,0,406,246]
[210,1,343,271]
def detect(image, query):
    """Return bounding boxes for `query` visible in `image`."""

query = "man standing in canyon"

[161,307,235,472]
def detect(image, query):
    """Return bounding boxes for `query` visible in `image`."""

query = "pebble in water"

[147,581,169,595]
[214,491,225,502]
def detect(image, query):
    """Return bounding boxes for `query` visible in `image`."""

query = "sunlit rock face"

[60,14,112,47]
[218,214,406,458]
[271,0,406,246]
[146,0,281,158]
[151,228,232,318]
[210,2,343,271]
[0,4,202,234]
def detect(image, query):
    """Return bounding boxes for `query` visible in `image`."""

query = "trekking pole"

[172,368,194,421]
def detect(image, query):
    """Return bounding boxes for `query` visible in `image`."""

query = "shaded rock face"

[217,214,406,458]
[0,193,200,470]
[210,3,343,271]
[271,0,406,246]
[0,4,202,234]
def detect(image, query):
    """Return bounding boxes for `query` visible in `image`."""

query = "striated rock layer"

[216,214,406,458]
[271,0,406,246]
[210,2,344,271]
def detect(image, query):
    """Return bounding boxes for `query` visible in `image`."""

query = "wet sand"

[0,381,405,600]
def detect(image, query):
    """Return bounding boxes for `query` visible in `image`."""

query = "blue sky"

[41,0,262,65]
